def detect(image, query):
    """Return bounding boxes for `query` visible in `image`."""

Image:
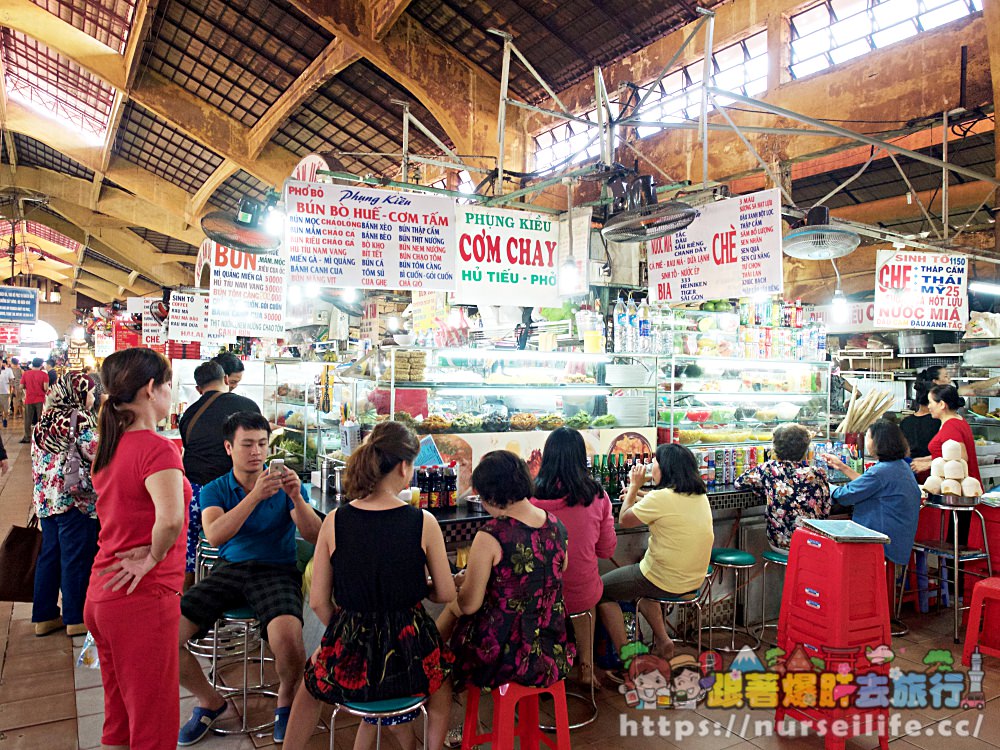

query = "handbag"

[0,515,43,602]
[63,409,93,499]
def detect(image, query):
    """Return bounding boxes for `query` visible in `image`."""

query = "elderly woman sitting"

[734,424,831,552]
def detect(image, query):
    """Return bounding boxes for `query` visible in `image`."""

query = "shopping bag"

[77,633,100,669]
[0,515,42,602]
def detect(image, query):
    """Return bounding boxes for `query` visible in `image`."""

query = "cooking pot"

[898,331,933,354]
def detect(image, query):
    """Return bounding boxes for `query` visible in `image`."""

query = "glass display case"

[658,308,832,448]
[264,358,375,471]
[370,348,660,432]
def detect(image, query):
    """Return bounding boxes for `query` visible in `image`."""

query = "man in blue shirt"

[176,412,322,746]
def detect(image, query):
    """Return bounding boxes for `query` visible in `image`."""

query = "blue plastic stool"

[329,696,428,750]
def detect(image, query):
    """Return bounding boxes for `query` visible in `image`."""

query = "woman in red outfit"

[531,427,616,689]
[912,384,981,548]
[84,349,190,750]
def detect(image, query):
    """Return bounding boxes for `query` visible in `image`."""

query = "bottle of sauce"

[427,466,442,509]
[443,462,458,508]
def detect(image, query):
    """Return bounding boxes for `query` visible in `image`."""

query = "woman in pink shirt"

[532,427,616,689]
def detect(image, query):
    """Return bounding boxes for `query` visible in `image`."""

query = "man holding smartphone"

[175,412,322,746]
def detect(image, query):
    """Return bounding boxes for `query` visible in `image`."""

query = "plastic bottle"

[614,296,627,353]
[626,295,639,353]
[794,298,804,328]
[817,325,827,361]
[637,297,651,353]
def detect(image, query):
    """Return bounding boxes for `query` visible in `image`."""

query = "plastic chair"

[462,681,571,750]
[753,549,788,647]
[704,548,760,652]
[962,577,1000,667]
[329,697,427,750]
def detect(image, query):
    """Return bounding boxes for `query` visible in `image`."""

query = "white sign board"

[452,206,561,306]
[874,250,968,331]
[141,297,167,349]
[282,180,457,291]
[94,332,114,358]
[204,240,287,339]
[648,189,783,304]
[806,302,877,333]
[168,292,209,342]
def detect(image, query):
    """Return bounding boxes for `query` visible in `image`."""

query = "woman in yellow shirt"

[597,444,714,662]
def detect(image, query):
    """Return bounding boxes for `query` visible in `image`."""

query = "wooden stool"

[462,681,570,750]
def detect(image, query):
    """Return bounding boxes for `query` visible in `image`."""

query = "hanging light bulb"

[264,205,285,236]
[342,287,358,302]
[559,256,579,294]
[832,288,849,323]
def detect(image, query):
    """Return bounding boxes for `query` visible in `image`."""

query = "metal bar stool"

[636,576,713,656]
[702,548,759,653]
[540,610,598,731]
[897,501,993,643]
[209,607,279,736]
[329,697,428,750]
[753,549,788,647]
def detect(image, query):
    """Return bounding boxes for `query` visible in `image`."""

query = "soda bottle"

[794,298,804,328]
[738,297,750,326]
[444,462,458,507]
[637,297,652,354]
[626,295,639,352]
[614,296,627,353]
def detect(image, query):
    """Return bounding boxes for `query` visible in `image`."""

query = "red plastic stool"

[461,681,571,750]
[962,577,1000,667]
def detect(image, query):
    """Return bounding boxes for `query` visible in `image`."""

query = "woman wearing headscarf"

[31,372,100,637]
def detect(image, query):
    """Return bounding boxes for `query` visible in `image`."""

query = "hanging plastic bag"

[77,632,100,669]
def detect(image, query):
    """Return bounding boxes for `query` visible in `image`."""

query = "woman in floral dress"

[31,371,99,636]
[734,423,831,552]
[439,450,575,691]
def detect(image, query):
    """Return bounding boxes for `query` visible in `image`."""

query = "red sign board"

[0,325,20,345]
[114,321,140,351]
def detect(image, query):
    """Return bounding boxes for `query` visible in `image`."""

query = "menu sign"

[206,240,287,339]
[0,325,20,345]
[807,302,876,333]
[113,320,140,351]
[648,189,783,304]
[282,180,457,291]
[874,250,968,330]
[94,332,114,358]
[141,296,167,351]
[168,292,209,342]
[453,206,561,307]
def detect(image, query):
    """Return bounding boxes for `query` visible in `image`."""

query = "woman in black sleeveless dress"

[283,422,456,750]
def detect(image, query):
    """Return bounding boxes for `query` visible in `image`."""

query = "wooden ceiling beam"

[2,0,299,189]
[287,0,510,159]
[247,39,362,158]
[187,161,240,221]
[3,101,204,242]
[371,0,413,40]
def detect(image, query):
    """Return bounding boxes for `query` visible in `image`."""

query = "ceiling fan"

[596,162,700,243]
[783,205,861,260]
[201,195,282,255]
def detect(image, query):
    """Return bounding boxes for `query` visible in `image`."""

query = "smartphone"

[269,459,286,475]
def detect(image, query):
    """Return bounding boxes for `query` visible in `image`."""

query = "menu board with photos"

[282,180,457,292]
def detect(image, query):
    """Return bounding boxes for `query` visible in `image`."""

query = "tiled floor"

[2,419,1000,749]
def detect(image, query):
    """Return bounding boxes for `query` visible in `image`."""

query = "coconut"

[962,477,983,498]
[931,457,947,478]
[940,479,962,495]
[922,475,943,494]
[944,460,967,480]
[941,439,963,462]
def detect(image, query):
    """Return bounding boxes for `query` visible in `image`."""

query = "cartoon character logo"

[669,654,709,708]
[619,653,673,709]
[865,644,895,665]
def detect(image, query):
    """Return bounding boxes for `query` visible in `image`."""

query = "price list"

[282,180,457,292]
